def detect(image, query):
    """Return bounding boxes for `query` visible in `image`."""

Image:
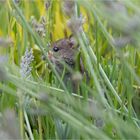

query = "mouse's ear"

[68,35,78,48]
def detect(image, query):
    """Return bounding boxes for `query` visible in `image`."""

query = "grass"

[0,0,140,139]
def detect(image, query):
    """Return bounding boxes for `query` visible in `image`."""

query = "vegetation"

[0,0,140,139]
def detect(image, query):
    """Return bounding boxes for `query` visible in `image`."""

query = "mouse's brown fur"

[48,36,85,92]
[48,36,79,75]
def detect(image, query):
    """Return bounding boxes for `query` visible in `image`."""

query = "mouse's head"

[48,36,79,72]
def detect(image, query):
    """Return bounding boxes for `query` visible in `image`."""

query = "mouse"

[48,36,80,76]
[47,35,85,92]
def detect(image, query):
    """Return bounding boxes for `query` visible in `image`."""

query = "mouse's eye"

[53,47,59,52]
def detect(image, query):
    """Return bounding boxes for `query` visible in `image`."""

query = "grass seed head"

[20,48,34,78]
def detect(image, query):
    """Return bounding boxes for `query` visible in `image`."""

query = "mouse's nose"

[47,50,53,59]
[47,51,54,60]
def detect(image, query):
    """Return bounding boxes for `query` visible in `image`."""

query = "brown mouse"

[48,36,80,76]
[47,36,85,92]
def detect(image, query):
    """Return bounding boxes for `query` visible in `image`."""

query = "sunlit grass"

[0,0,140,139]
